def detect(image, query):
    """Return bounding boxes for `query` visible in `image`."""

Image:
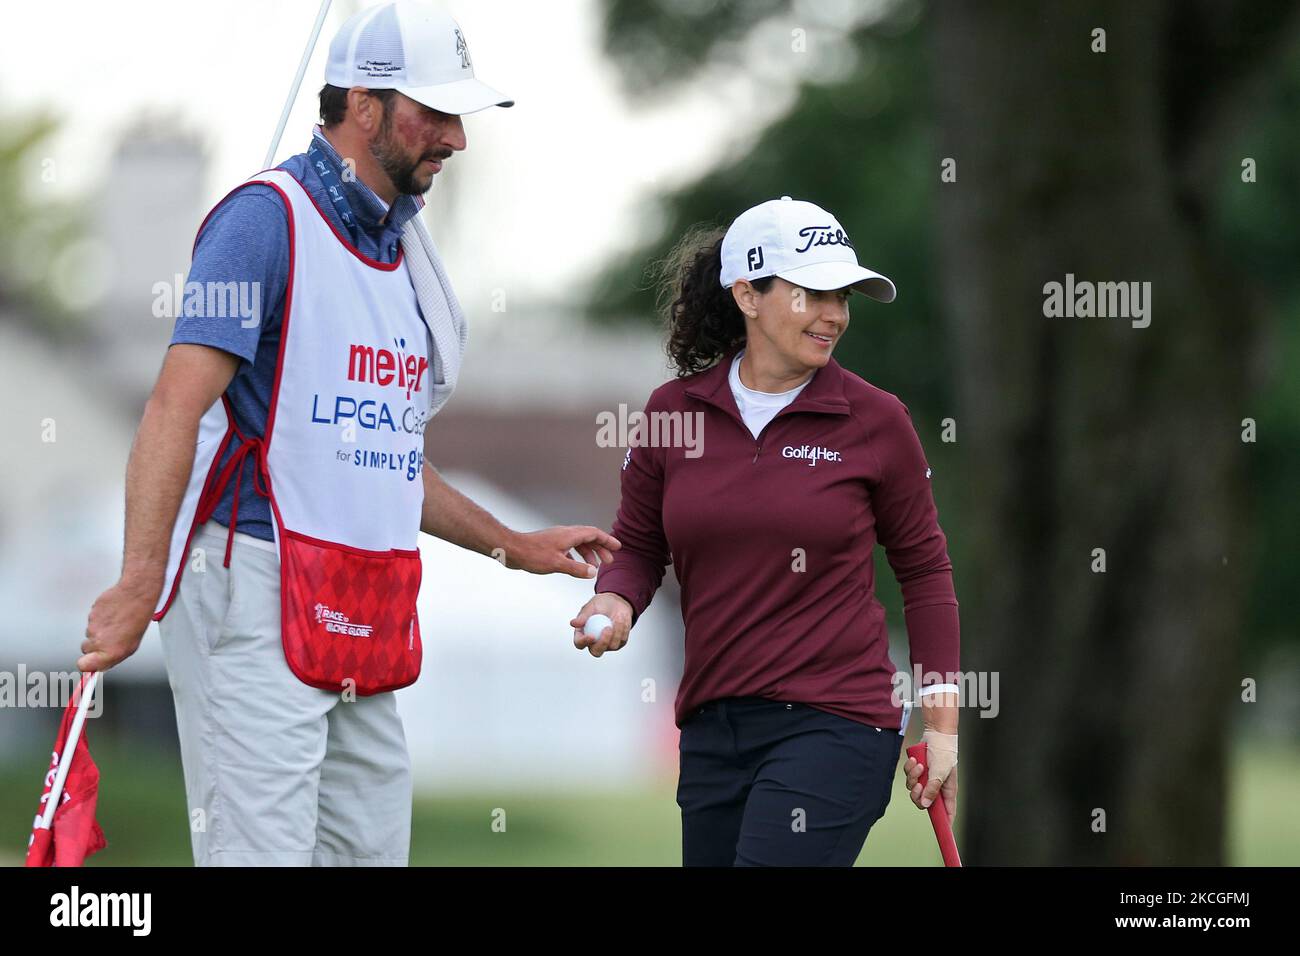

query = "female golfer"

[570,197,960,866]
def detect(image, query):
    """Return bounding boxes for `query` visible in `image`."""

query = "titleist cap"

[719,196,896,302]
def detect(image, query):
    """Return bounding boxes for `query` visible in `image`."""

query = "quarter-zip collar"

[684,345,852,431]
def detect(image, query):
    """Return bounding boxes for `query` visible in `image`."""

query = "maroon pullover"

[595,348,960,729]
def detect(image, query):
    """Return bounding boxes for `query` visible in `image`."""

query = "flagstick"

[263,0,335,169]
[36,672,100,830]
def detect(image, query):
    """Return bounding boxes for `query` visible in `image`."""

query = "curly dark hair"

[654,224,773,377]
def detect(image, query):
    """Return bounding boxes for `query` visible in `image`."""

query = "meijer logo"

[347,338,429,400]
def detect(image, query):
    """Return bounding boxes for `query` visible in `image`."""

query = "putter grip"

[906,741,962,867]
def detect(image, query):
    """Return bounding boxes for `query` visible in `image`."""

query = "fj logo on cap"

[795,225,854,254]
[747,246,764,271]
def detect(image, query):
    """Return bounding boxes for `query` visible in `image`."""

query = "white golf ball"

[584,614,614,639]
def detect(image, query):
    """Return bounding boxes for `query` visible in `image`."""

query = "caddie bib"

[154,168,433,696]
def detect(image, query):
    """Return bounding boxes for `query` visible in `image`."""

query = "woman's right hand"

[570,592,634,658]
[904,730,959,818]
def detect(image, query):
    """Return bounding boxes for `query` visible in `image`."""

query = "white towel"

[401,211,467,418]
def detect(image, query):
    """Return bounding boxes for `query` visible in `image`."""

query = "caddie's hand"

[570,592,633,658]
[507,526,620,578]
[79,578,156,672]
[904,730,958,819]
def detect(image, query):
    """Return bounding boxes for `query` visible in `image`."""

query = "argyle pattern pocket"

[278,531,423,695]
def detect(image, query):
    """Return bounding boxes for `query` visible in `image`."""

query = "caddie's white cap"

[719,196,896,302]
[325,2,514,115]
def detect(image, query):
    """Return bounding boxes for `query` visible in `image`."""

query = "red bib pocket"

[277,530,423,695]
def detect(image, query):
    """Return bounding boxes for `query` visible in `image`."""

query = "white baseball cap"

[325,2,514,115]
[719,196,896,302]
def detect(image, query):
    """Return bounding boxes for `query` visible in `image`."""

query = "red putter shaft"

[906,741,962,867]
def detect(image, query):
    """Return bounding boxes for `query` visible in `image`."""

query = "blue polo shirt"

[170,127,425,541]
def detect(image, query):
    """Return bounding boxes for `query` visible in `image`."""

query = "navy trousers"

[677,696,902,866]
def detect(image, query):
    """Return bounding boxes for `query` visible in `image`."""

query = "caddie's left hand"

[506,526,620,578]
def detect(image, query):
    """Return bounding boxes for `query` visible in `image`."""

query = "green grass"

[2,739,1296,865]
[1225,741,1300,866]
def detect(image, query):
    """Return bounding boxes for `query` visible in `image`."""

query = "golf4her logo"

[782,444,842,466]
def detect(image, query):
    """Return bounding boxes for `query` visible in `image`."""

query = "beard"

[368,109,447,197]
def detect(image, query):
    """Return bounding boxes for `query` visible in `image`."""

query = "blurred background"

[1,0,1298,865]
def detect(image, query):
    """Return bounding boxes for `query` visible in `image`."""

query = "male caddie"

[78,2,619,866]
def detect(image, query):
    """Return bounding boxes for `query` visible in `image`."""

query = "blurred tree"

[0,103,83,336]
[930,0,1298,866]
[587,0,1300,864]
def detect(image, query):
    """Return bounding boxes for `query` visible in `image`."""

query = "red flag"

[25,675,107,867]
